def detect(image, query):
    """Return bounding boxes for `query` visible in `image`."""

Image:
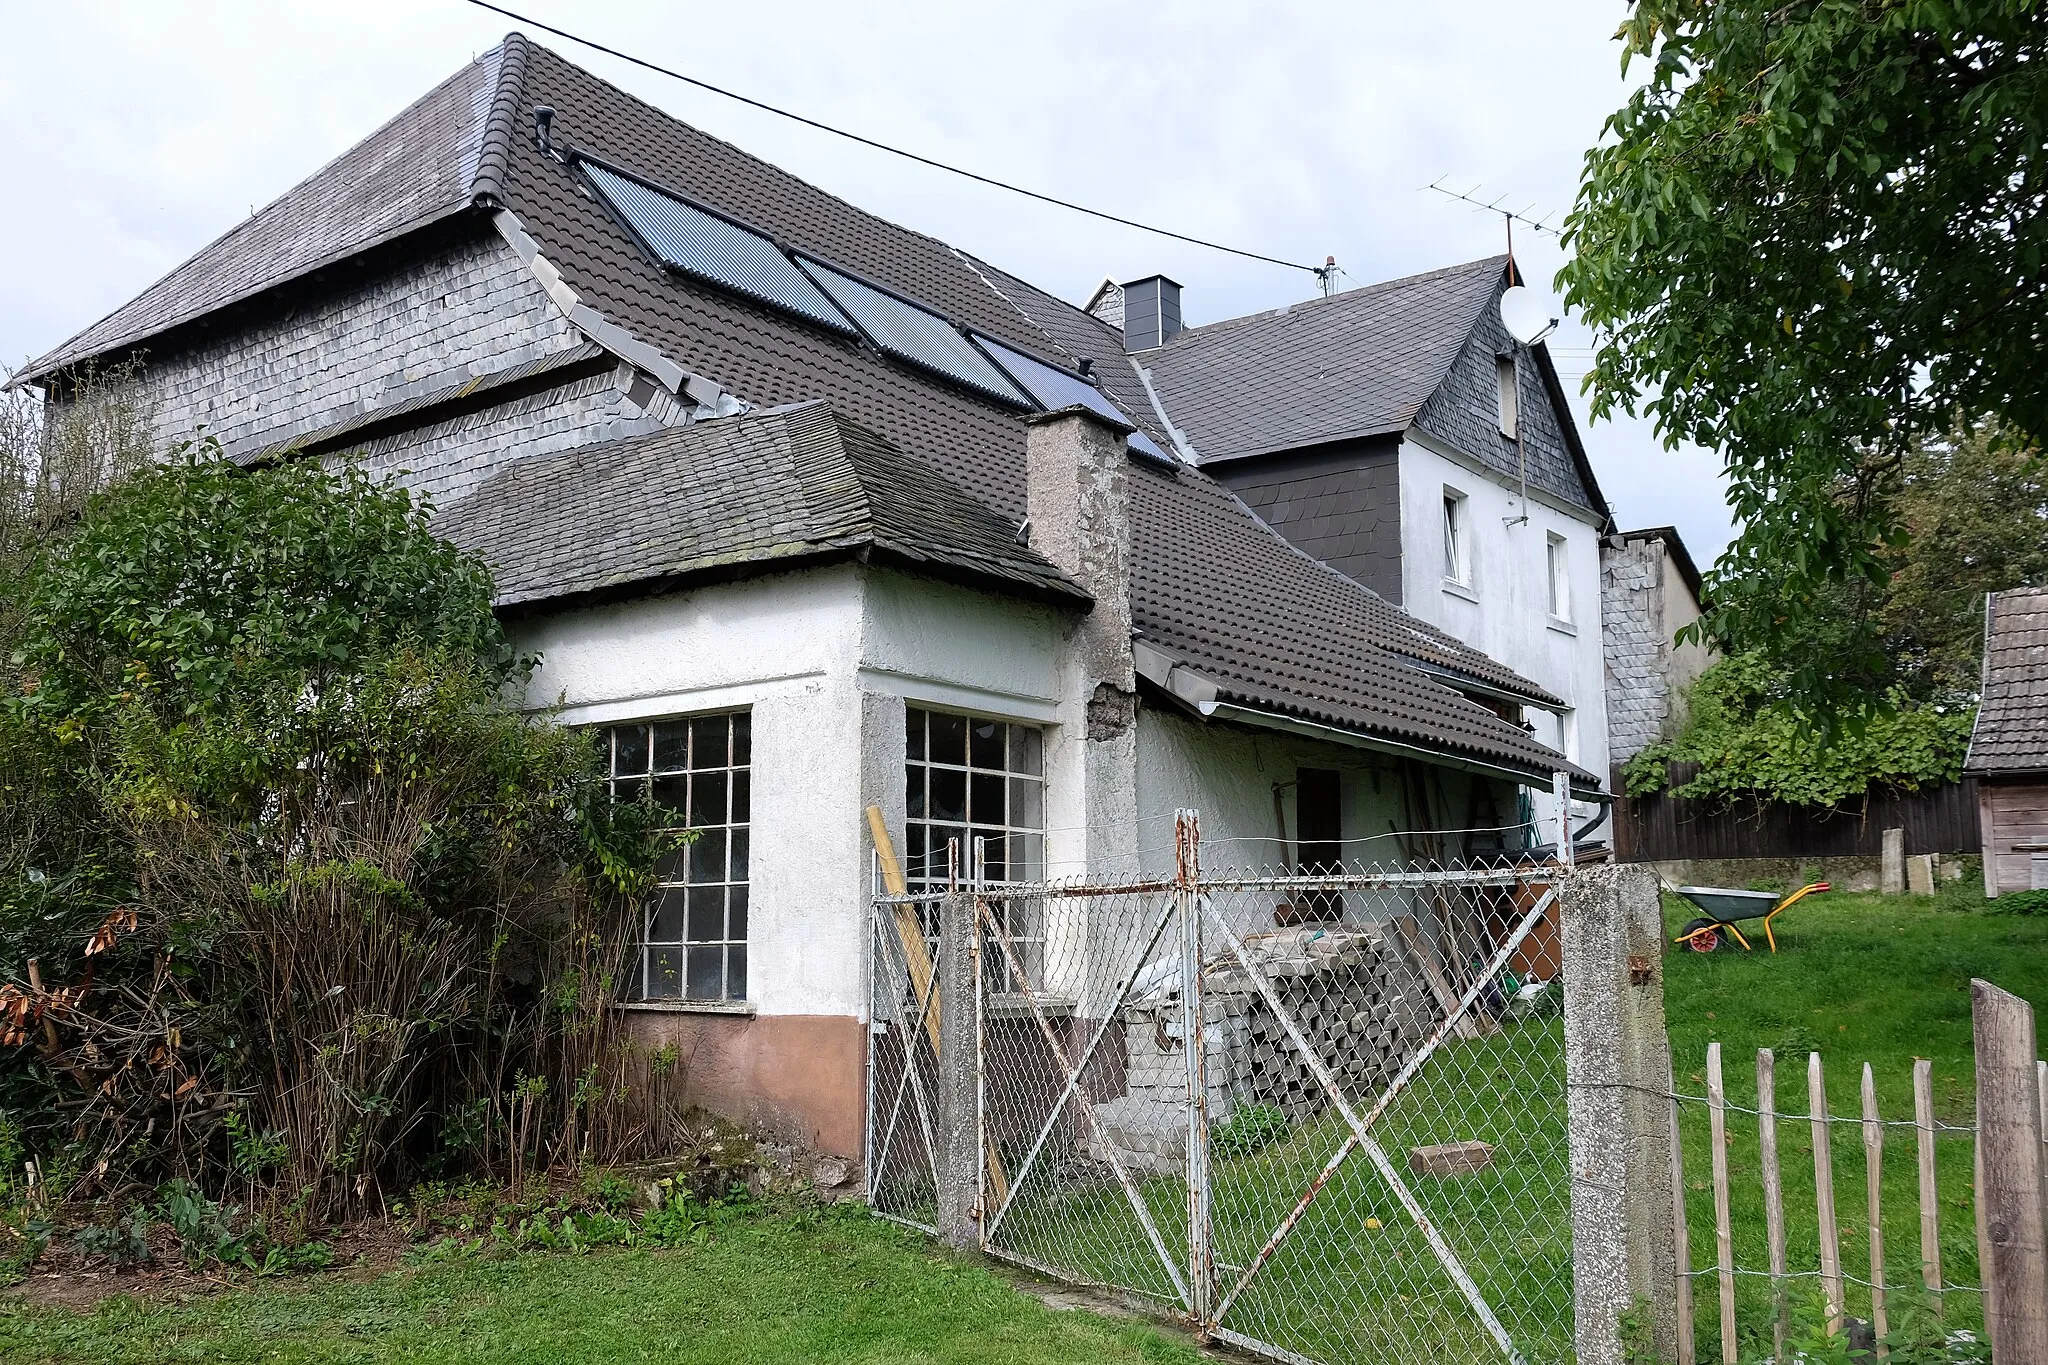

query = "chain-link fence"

[869,812,1574,1365]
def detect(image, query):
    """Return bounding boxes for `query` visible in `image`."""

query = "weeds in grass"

[1209,1103,1289,1159]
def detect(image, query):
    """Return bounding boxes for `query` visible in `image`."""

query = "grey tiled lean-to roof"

[26,33,1596,790]
[1966,586,2048,775]
[434,401,1088,611]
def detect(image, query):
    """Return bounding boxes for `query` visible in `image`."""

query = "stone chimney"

[1025,405,1139,882]
[1121,275,1183,351]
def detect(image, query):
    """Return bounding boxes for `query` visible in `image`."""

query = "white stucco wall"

[1396,433,1608,837]
[508,563,1068,1024]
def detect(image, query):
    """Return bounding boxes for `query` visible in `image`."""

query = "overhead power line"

[460,0,1324,276]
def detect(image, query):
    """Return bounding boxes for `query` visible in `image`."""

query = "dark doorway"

[1294,768,1343,922]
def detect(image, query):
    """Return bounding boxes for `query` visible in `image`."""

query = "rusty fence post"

[1177,809,1213,1329]
[1972,978,2047,1360]
[1561,861,1680,1365]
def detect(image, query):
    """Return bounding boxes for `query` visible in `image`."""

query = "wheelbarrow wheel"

[1679,918,1722,953]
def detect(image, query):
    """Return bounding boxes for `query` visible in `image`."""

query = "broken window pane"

[652,722,690,774]
[969,719,1006,769]
[928,712,967,767]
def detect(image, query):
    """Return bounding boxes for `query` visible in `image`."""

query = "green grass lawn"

[0,1211,1198,1365]
[1661,880,2048,1360]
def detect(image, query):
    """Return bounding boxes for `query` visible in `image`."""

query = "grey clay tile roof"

[1966,586,2048,775]
[27,33,1595,789]
[435,401,1088,610]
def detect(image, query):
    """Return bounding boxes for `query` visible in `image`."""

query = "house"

[1601,525,1713,769]
[1965,585,2048,897]
[1099,261,1618,844]
[20,34,1600,1158]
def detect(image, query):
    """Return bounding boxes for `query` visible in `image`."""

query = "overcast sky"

[0,0,1735,563]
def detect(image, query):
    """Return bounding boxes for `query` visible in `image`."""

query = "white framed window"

[1546,533,1572,622]
[905,707,1045,988]
[1442,487,1470,586]
[1496,354,1519,439]
[605,711,752,1002]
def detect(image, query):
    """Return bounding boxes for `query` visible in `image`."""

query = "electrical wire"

[460,0,1324,276]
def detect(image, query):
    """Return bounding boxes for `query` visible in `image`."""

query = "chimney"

[1121,275,1183,352]
[1025,405,1140,883]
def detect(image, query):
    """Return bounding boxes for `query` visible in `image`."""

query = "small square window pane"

[906,709,926,760]
[690,771,728,827]
[685,946,723,1000]
[725,946,747,1001]
[646,948,684,999]
[728,885,748,940]
[731,712,751,767]
[691,715,728,769]
[614,774,652,804]
[731,770,750,823]
[1008,725,1042,776]
[612,724,650,776]
[969,720,1006,769]
[1011,833,1043,881]
[651,774,688,818]
[969,772,1005,825]
[653,846,687,883]
[905,823,927,875]
[652,722,690,773]
[650,888,688,942]
[929,712,967,767]
[1009,776,1043,829]
[981,832,1007,881]
[729,828,749,883]
[930,768,966,823]
[687,890,724,943]
[689,829,728,884]
[905,768,926,819]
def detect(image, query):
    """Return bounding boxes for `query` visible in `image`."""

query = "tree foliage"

[1560,1,2048,711]
[0,421,675,1215]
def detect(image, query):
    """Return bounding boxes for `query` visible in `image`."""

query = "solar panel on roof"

[582,161,853,333]
[796,258,1028,404]
[974,335,1177,465]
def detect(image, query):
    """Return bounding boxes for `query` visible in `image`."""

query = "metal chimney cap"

[532,105,556,154]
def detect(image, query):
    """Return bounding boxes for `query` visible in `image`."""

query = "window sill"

[1441,578,1479,604]
[1546,616,1578,637]
[617,999,758,1017]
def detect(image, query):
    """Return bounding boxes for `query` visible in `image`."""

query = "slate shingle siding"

[1412,309,1590,511]
[1213,439,1404,605]
[112,230,585,465]
[1600,535,1668,764]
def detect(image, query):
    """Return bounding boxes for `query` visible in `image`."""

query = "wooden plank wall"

[1613,767,1982,863]
[1982,780,2048,896]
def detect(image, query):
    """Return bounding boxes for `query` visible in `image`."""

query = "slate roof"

[1135,257,1607,516]
[1966,586,2048,775]
[435,400,1087,610]
[1141,259,1505,460]
[23,48,511,381]
[27,33,1596,790]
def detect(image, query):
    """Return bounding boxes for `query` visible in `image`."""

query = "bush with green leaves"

[1210,1103,1289,1160]
[0,437,679,1217]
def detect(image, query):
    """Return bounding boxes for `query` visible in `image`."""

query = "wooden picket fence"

[1669,980,2046,1363]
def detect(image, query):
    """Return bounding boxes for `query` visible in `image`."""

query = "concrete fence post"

[1562,861,1681,1364]
[1881,827,1906,895]
[936,889,982,1250]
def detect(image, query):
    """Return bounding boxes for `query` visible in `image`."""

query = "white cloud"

[0,0,1736,564]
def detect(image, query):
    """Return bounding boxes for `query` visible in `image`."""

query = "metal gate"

[869,812,1575,1365]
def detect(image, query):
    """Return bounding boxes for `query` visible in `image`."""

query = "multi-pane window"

[904,708,1044,887]
[905,708,1045,990]
[605,712,751,1002]
[1442,489,1469,585]
[1546,533,1572,622]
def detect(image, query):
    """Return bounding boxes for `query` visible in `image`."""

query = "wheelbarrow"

[1672,881,1829,953]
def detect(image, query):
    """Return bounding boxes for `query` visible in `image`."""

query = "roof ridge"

[1166,254,1508,347]
[470,32,531,206]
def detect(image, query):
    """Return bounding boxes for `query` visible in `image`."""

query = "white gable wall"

[1397,432,1608,838]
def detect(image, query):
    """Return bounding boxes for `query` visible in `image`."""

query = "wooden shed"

[1966,586,2048,896]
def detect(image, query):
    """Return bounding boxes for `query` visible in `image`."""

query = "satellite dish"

[1499,285,1556,346]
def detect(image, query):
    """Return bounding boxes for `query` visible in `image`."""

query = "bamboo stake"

[1758,1048,1789,1360]
[1811,1051,1845,1334]
[1861,1063,1888,1351]
[864,806,1009,1207]
[1668,1052,1697,1365]
[1707,1043,1737,1363]
[1913,1059,1941,1314]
